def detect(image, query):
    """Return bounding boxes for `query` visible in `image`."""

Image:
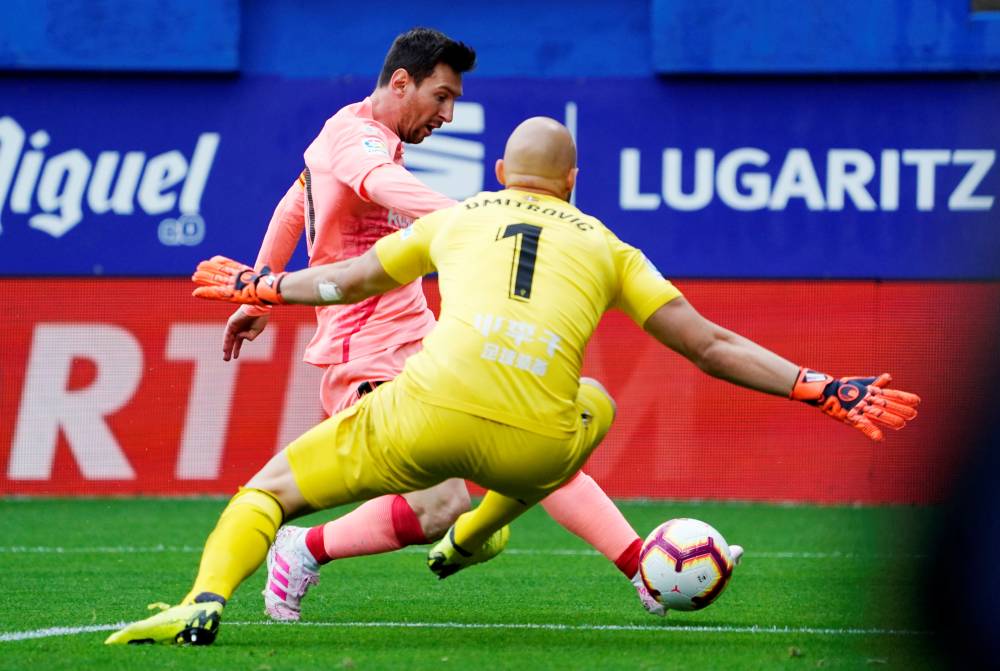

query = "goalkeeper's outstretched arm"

[277,247,401,305]
[643,297,920,441]
[643,297,799,396]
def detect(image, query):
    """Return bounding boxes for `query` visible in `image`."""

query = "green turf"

[0,498,945,670]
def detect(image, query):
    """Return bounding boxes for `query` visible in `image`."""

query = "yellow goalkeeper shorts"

[285,378,614,509]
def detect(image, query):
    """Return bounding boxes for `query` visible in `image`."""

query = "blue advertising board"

[1,75,997,278]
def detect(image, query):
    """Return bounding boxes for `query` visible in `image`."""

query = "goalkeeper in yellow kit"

[106,117,920,646]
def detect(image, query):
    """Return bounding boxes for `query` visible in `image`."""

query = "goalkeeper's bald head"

[496,117,578,201]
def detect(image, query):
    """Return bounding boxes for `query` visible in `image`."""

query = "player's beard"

[403,125,430,144]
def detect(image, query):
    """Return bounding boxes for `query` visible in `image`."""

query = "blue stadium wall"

[1,1,999,501]
[4,0,999,75]
[1,0,998,278]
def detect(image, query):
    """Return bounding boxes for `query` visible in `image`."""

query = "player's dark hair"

[377,27,476,87]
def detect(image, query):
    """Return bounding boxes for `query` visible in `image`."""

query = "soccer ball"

[638,518,735,611]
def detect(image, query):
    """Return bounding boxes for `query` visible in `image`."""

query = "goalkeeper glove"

[191,256,286,306]
[790,368,920,441]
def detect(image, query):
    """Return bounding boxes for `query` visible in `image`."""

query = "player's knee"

[241,478,307,520]
[580,376,616,417]
[405,479,471,541]
[244,452,309,518]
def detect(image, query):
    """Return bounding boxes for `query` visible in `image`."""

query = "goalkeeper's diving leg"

[427,490,524,579]
[105,451,307,645]
[105,382,511,646]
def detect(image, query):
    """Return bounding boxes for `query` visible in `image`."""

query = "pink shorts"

[319,339,424,415]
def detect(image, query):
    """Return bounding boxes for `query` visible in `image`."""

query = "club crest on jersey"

[361,137,389,157]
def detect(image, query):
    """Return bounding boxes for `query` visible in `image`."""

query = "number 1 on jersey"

[499,223,542,301]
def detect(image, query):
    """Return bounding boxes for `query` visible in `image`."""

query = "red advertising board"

[2,278,997,503]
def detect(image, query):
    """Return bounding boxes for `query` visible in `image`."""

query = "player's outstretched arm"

[362,163,457,219]
[644,297,800,395]
[192,247,401,307]
[643,297,920,441]
[279,247,402,304]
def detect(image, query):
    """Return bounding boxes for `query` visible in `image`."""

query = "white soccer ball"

[638,518,735,611]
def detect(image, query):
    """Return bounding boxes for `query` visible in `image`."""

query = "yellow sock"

[182,487,284,603]
[453,491,528,549]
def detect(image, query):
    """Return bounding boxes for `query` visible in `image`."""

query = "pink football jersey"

[253,97,456,364]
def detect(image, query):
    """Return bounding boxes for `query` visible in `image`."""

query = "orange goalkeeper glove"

[191,256,286,306]
[790,368,920,441]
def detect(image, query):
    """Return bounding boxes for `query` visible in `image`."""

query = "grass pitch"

[0,498,942,670]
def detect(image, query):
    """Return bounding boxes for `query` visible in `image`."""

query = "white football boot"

[730,544,744,565]
[631,571,667,616]
[263,525,321,622]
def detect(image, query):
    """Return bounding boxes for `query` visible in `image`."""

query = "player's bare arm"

[643,296,920,441]
[279,248,401,304]
[644,296,800,396]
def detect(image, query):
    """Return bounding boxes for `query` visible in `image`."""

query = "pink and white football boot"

[730,544,744,566]
[631,571,667,616]
[263,525,321,622]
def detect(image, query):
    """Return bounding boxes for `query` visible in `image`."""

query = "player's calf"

[403,479,471,542]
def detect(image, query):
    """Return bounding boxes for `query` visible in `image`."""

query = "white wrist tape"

[317,280,344,302]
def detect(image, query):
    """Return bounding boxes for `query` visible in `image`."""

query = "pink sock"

[541,472,641,577]
[310,494,426,564]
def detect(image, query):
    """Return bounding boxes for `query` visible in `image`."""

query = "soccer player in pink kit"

[222,28,661,621]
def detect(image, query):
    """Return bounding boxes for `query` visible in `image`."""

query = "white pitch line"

[0,546,925,559]
[253,621,929,636]
[0,620,929,643]
[0,624,123,642]
[0,545,203,554]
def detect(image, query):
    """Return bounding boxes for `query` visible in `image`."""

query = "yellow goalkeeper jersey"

[374,188,682,438]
